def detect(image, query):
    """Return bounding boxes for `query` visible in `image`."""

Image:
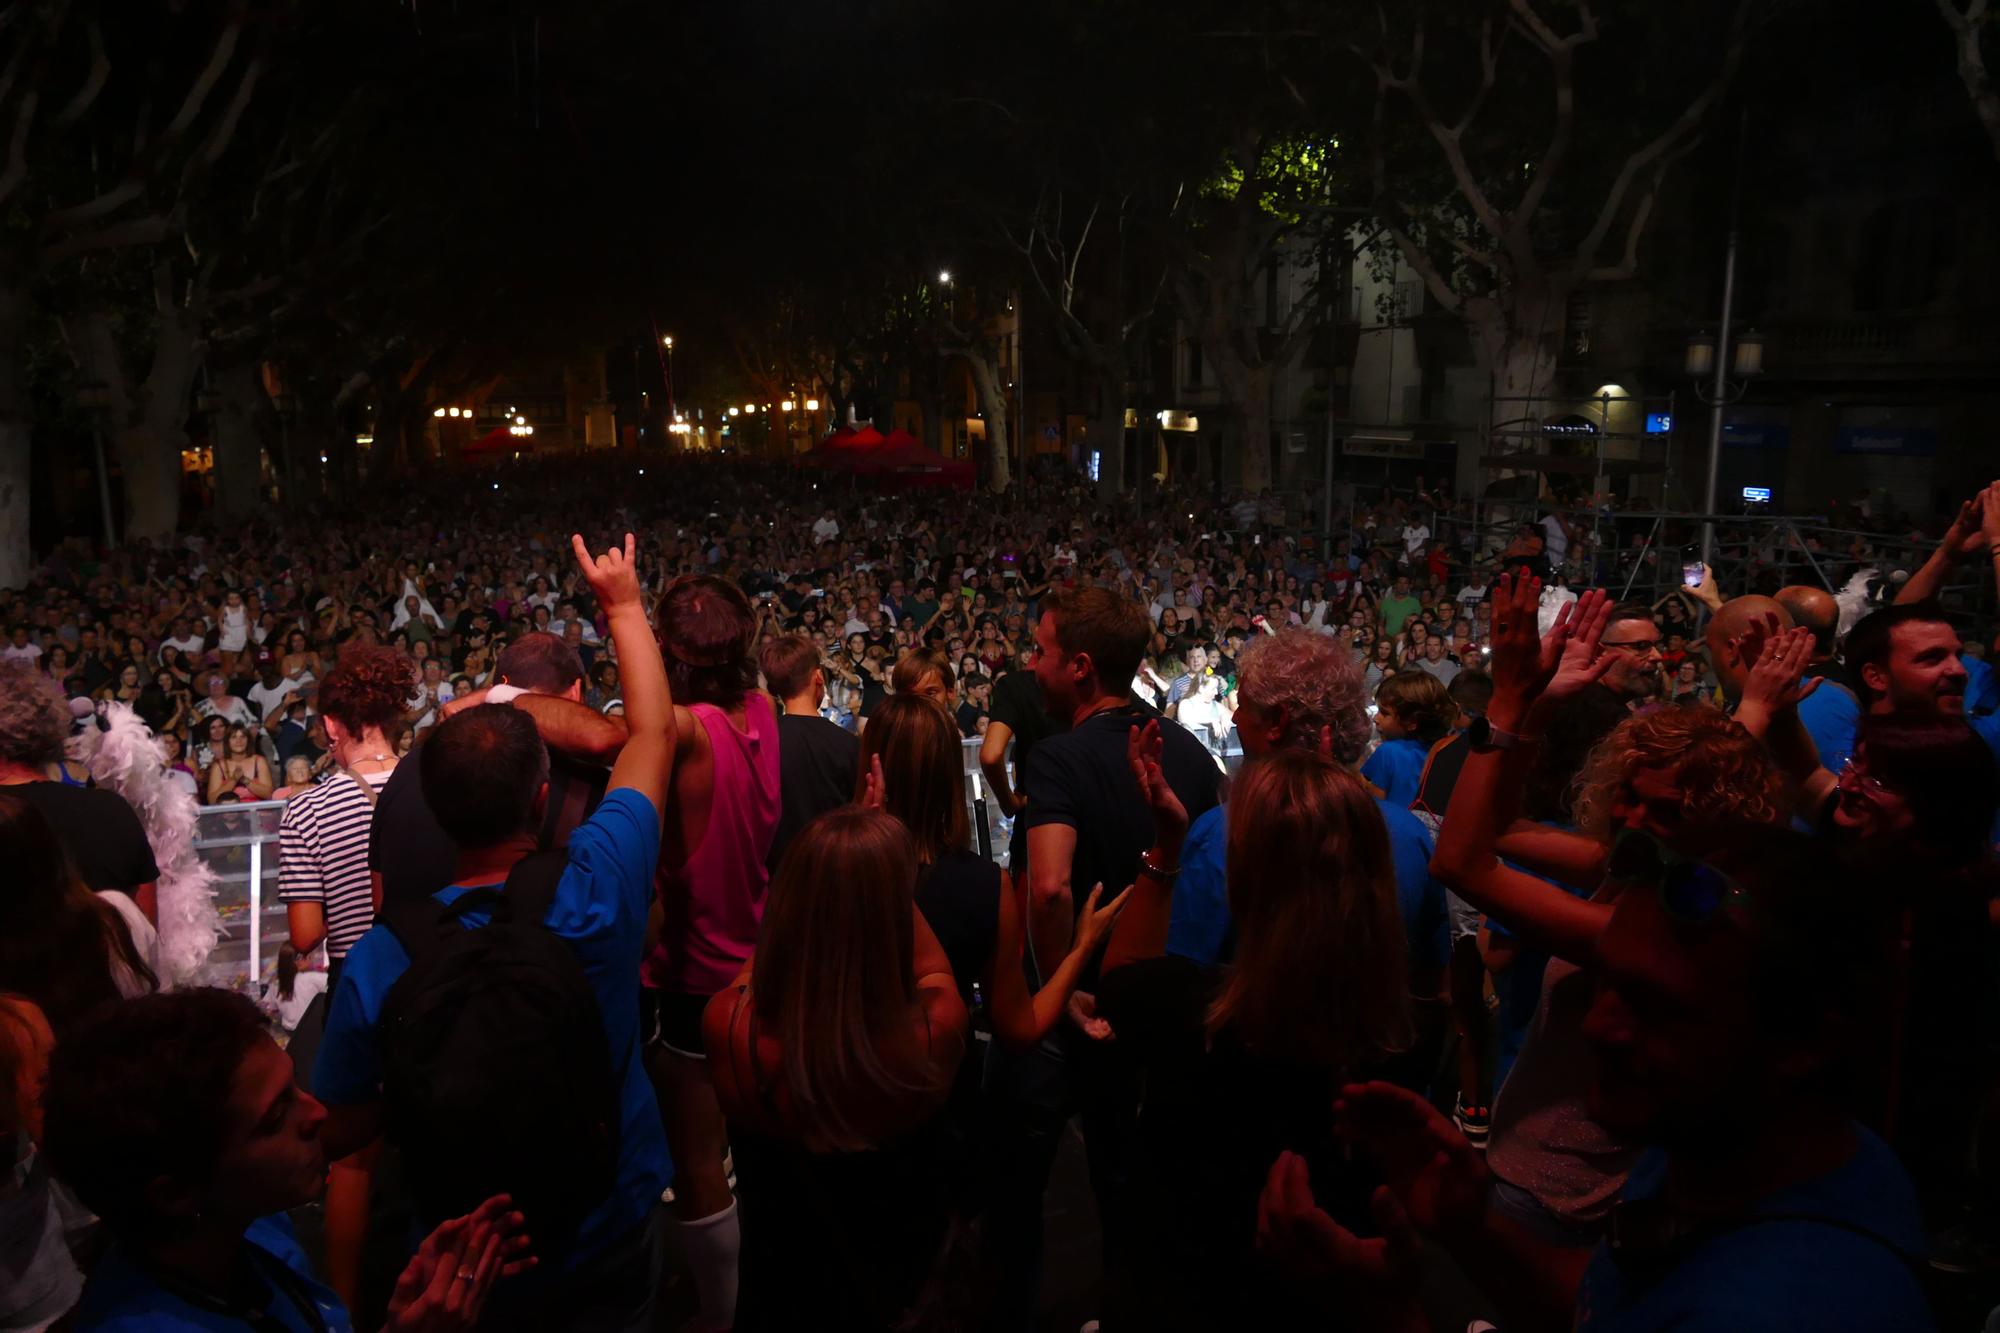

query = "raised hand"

[1980,484,2000,549]
[1737,624,1821,725]
[1544,587,1616,702]
[1069,881,1134,961]
[570,532,642,617]
[1066,989,1115,1042]
[860,752,887,810]
[1333,1080,1490,1242]
[1126,719,1188,845]
[1485,570,1558,701]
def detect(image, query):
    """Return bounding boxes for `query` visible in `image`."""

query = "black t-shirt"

[369,743,609,908]
[914,850,1002,1013]
[1022,706,1221,923]
[954,701,983,738]
[769,712,859,874]
[1093,955,1380,1331]
[13,781,159,894]
[986,671,1057,771]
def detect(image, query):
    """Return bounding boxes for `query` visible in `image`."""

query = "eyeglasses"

[1606,829,1747,924]
[1837,759,1891,801]
[1600,638,1663,655]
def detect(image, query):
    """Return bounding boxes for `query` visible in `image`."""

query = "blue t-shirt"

[1575,1126,1932,1332]
[1797,678,1860,775]
[74,1215,349,1331]
[1361,737,1429,808]
[1166,798,1448,974]
[313,786,671,1269]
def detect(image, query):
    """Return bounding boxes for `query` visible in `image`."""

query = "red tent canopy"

[798,424,972,489]
[461,426,532,455]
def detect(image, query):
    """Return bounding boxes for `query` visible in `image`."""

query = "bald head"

[1705,595,1794,701]
[1774,585,1838,659]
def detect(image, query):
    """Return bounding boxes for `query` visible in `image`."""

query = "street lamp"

[1689,325,1766,565]
[805,398,820,412]
[938,270,952,286]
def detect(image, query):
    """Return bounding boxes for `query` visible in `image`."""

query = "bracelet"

[1139,850,1180,881]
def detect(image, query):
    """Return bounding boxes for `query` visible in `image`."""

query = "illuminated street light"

[939,270,952,285]
[447,407,461,418]
[804,398,820,411]
[663,335,674,349]
[728,407,739,417]
[781,399,795,412]
[432,407,446,417]
[514,415,526,425]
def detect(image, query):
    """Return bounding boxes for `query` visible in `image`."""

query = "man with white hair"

[1165,630,1448,1037]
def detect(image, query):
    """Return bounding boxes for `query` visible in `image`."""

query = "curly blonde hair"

[1571,704,1785,841]
[0,664,68,766]
[1236,629,1373,763]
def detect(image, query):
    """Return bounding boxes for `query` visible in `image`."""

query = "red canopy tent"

[873,429,975,490]
[460,426,533,457]
[801,423,885,465]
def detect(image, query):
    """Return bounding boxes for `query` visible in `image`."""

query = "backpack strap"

[501,846,571,926]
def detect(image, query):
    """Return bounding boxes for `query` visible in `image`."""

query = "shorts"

[641,987,713,1059]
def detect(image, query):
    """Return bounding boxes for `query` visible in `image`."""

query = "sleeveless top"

[646,693,781,994]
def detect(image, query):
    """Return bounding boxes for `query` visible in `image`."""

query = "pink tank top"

[647,693,782,994]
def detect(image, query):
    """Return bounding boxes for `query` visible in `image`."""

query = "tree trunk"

[0,280,30,587]
[961,348,1012,493]
[211,362,265,518]
[113,422,184,539]
[1222,359,1276,493]
[1093,371,1125,501]
[1470,291,1564,427]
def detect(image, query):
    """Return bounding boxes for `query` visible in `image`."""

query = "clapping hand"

[1486,571,1612,707]
[385,1194,535,1332]
[1333,1081,1490,1242]
[1126,719,1188,847]
[569,532,642,617]
[1733,621,1819,737]
[1256,1151,1423,1315]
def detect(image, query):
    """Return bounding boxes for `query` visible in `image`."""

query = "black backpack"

[378,849,621,1259]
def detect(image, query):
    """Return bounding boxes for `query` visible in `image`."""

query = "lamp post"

[75,381,116,545]
[661,335,676,418]
[1692,110,1758,569]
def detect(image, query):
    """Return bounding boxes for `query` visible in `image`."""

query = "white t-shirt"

[247,677,300,723]
[162,633,206,656]
[812,517,840,542]
[197,694,255,729]
[1541,513,1570,563]
[1402,523,1431,559]
[0,642,41,664]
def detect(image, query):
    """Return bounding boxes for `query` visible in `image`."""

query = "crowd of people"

[2,451,1999,1331]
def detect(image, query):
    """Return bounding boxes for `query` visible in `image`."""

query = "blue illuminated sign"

[1645,413,1673,435]
[1742,486,1772,503]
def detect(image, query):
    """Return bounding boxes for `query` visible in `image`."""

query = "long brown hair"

[0,791,156,1035]
[856,695,967,866]
[753,808,943,1151]
[1215,752,1411,1068]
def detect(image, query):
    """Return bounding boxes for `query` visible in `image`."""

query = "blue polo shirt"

[74,1215,348,1331]
[313,786,671,1269]
[1575,1126,1930,1332]
[1167,798,1448,974]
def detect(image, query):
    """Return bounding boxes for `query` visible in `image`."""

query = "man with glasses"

[1596,603,1666,703]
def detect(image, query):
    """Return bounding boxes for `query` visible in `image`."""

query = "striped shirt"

[278,770,392,961]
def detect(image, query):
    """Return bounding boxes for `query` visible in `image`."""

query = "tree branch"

[39,215,176,264]
[52,19,108,125]
[1937,0,2000,162]
[1571,0,1748,274]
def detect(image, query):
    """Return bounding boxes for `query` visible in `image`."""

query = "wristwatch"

[1466,715,1536,754]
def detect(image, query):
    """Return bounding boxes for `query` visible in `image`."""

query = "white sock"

[673,1199,740,1332]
